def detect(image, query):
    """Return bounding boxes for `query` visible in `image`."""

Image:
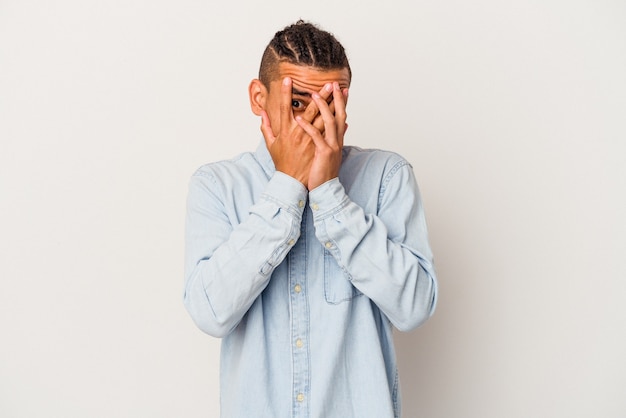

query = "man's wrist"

[275,168,309,188]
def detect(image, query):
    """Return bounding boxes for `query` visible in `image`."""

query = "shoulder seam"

[378,160,412,209]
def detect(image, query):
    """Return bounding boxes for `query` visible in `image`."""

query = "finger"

[301,83,334,123]
[279,77,293,135]
[310,114,326,139]
[333,84,348,142]
[295,115,327,149]
[312,113,324,132]
[311,92,337,144]
[333,83,348,126]
[336,86,348,116]
[325,88,346,117]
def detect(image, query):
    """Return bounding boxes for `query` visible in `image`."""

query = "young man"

[184,20,437,418]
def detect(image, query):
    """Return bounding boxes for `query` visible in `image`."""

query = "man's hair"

[258,20,351,88]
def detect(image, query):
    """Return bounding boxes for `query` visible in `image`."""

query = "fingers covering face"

[313,83,348,146]
[278,77,336,133]
[276,78,348,143]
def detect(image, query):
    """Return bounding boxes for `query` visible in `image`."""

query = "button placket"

[289,208,310,415]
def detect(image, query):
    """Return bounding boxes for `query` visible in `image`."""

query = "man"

[184,20,437,418]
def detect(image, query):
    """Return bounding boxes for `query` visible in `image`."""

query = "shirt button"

[294,284,302,293]
[295,338,303,348]
[296,393,305,402]
[288,239,295,246]
[298,200,305,208]
[311,203,319,211]
[325,242,333,249]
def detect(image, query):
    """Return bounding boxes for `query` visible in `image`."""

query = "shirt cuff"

[308,177,349,220]
[262,171,309,215]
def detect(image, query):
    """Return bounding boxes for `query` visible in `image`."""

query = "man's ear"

[249,79,267,116]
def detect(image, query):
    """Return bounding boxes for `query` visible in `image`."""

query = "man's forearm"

[310,168,438,331]
[184,172,307,337]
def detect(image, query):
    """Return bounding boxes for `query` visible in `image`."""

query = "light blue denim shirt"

[184,141,437,418]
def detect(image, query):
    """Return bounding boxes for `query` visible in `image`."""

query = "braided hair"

[258,20,351,89]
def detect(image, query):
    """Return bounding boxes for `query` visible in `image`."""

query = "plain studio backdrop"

[1,0,625,417]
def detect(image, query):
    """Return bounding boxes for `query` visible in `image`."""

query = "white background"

[1,0,625,417]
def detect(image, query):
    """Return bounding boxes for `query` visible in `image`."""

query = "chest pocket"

[323,249,362,304]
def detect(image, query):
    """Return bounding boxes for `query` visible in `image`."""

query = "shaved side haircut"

[258,20,352,89]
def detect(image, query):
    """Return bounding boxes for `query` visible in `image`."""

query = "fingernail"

[283,77,291,85]
[325,83,333,92]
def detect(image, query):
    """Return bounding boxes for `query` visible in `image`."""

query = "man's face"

[253,62,351,136]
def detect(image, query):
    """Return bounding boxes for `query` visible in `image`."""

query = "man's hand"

[260,78,334,187]
[296,82,349,190]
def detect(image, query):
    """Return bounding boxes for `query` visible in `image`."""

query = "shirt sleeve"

[183,170,308,337]
[308,162,438,331]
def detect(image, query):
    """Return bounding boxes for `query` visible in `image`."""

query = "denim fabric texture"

[184,141,438,418]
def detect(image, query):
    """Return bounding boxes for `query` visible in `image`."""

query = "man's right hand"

[260,77,333,186]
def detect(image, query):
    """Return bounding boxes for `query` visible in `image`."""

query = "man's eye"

[292,100,304,109]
